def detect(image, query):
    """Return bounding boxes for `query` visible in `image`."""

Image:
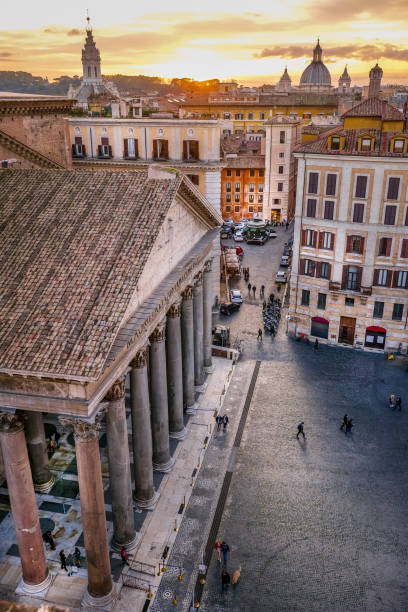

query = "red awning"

[312,316,329,324]
[366,326,386,333]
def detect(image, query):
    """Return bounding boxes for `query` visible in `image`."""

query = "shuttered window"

[153,139,169,159]
[384,205,397,225]
[226,182,231,192]
[306,198,317,217]
[183,140,199,160]
[401,239,408,258]
[342,265,362,291]
[353,203,364,223]
[318,262,331,279]
[405,208,408,226]
[235,182,241,192]
[124,138,138,158]
[308,172,319,194]
[378,237,392,257]
[324,200,334,220]
[319,231,334,250]
[373,269,390,287]
[355,176,368,198]
[395,270,408,288]
[326,173,337,196]
[387,177,400,200]
[346,235,365,254]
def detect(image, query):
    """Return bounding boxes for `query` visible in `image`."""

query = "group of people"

[216,414,229,432]
[247,283,265,299]
[59,548,81,575]
[340,414,354,434]
[389,392,402,411]
[47,431,61,458]
[214,541,232,591]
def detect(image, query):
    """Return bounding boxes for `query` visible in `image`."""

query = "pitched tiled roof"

[0,169,214,380]
[296,122,408,157]
[224,155,265,169]
[342,98,403,120]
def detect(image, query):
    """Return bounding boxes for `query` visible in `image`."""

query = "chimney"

[368,63,383,98]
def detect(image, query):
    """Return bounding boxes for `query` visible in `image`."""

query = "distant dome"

[300,40,331,86]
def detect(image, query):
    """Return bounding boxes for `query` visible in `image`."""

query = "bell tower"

[82,15,102,84]
[368,63,383,98]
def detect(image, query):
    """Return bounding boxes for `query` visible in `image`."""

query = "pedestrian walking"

[261,285,265,297]
[66,552,74,576]
[340,414,348,431]
[221,541,230,566]
[396,395,402,411]
[262,300,267,311]
[390,392,396,410]
[222,415,229,431]
[74,547,81,568]
[216,414,222,432]
[269,293,274,304]
[252,285,256,297]
[314,338,319,352]
[42,530,56,550]
[345,418,354,434]
[221,569,231,592]
[296,422,305,439]
[247,282,251,294]
[257,328,263,342]
[59,550,68,572]
[285,221,289,231]
[121,546,130,567]
[214,540,222,563]
[54,430,61,448]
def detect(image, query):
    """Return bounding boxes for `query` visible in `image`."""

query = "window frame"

[383,204,397,225]
[317,293,327,310]
[301,289,310,306]
[307,171,319,195]
[392,303,404,321]
[352,202,365,223]
[355,175,368,199]
[325,172,338,197]
[277,182,283,192]
[323,200,335,220]
[373,301,384,319]
[386,176,401,201]
[306,198,317,218]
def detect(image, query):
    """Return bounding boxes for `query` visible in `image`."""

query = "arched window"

[94,66,97,77]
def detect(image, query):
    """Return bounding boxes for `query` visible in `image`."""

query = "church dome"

[300,40,331,86]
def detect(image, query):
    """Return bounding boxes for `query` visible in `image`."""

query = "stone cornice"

[72,159,226,171]
[0,99,74,116]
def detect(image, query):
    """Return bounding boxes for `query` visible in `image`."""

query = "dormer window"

[393,139,405,153]
[361,137,372,152]
[330,136,340,150]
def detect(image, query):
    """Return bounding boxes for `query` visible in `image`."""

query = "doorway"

[339,316,356,345]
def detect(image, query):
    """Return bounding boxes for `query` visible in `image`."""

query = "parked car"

[275,270,288,283]
[233,231,245,242]
[223,218,234,226]
[267,230,277,239]
[220,228,233,238]
[234,221,247,231]
[283,247,292,257]
[220,301,241,315]
[230,289,243,304]
[246,235,267,245]
[280,255,289,266]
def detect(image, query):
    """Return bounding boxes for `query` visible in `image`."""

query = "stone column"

[202,259,213,368]
[23,411,54,493]
[149,321,174,472]
[60,417,115,609]
[193,272,205,386]
[105,378,138,553]
[166,301,186,439]
[130,347,159,510]
[0,413,51,593]
[181,286,195,410]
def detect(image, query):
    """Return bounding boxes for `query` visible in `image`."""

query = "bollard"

[191,476,195,487]
[157,563,162,576]
[183,495,186,508]
[147,586,153,599]
[174,518,178,532]
[178,567,183,581]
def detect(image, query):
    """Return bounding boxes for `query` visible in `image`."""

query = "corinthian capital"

[181,285,194,300]
[59,417,101,441]
[167,299,182,318]
[150,320,166,343]
[130,346,148,369]
[0,412,24,433]
[104,377,126,402]
[194,271,203,286]
[203,259,213,273]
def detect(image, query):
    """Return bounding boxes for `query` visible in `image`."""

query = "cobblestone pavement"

[200,348,408,611]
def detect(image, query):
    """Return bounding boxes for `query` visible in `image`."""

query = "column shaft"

[203,260,213,368]
[181,287,195,408]
[105,378,138,552]
[130,349,159,509]
[23,411,54,492]
[149,322,173,472]
[166,303,186,438]
[0,413,50,592]
[193,274,205,386]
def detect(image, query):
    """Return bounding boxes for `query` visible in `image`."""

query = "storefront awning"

[366,326,386,333]
[312,316,329,324]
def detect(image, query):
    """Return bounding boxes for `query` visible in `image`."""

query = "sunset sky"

[1,0,408,85]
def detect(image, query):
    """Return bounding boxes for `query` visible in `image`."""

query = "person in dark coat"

[43,530,56,550]
[296,422,305,439]
[222,415,229,431]
[74,547,81,568]
[340,414,348,431]
[59,550,68,572]
[216,415,222,432]
[396,395,402,411]
[345,418,354,434]
[221,541,230,566]
[314,338,319,351]
[221,569,231,591]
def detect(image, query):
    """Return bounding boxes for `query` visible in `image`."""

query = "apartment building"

[288,85,408,352]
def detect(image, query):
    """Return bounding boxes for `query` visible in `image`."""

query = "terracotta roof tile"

[342,98,403,120]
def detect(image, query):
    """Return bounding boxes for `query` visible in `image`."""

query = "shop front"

[271,209,281,223]
[365,326,386,349]
[311,316,329,339]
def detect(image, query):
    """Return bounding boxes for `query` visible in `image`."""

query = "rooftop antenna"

[86,9,91,31]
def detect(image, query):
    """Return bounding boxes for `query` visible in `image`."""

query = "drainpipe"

[294,153,307,338]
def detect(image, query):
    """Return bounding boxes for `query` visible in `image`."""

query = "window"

[301,290,310,306]
[319,262,330,279]
[226,182,231,192]
[72,136,85,158]
[317,293,327,310]
[320,232,333,250]
[234,205,240,212]
[384,205,396,225]
[401,239,408,258]
[355,175,368,198]
[249,194,254,203]
[303,229,316,247]
[280,131,285,144]
[226,169,232,177]
[235,182,240,192]
[278,182,283,192]
[183,140,199,160]
[259,170,264,177]
[278,165,284,174]
[226,194,231,202]
[345,297,354,306]
[346,235,364,254]
[361,138,372,151]
[152,139,168,160]
[330,136,340,150]
[279,152,284,158]
[274,198,280,205]
[346,265,359,291]
[98,137,112,158]
[248,113,254,120]
[326,173,337,196]
[306,198,317,217]
[235,113,244,120]
[324,200,334,220]
[236,170,241,177]
[259,112,265,120]
[248,206,254,212]
[235,193,240,202]
[223,112,231,119]
[258,195,263,203]
[304,259,315,276]
[393,139,404,153]
[225,205,231,212]
[378,237,392,256]
[258,183,264,193]
[387,177,400,200]
[258,206,263,212]
[405,208,408,226]
[374,269,389,286]
[249,170,255,177]
[392,303,404,321]
[307,172,319,194]
[396,270,408,288]
[353,203,364,223]
[186,174,199,186]
[249,182,255,192]
[373,301,384,318]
